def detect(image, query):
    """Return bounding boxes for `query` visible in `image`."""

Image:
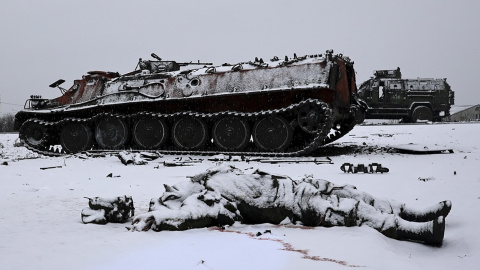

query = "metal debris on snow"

[390,144,454,154]
[258,157,333,164]
[208,154,333,164]
[117,151,162,165]
[163,157,203,167]
[418,177,435,182]
[40,165,62,170]
[341,163,389,173]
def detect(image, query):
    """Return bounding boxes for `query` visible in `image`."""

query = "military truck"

[357,68,454,122]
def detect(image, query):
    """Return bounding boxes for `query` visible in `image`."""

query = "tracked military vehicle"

[14,50,365,156]
[357,68,454,122]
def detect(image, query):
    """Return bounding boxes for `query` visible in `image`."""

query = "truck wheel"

[412,106,433,122]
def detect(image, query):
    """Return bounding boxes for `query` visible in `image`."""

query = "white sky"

[1,0,479,115]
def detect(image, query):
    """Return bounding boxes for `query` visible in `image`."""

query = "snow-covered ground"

[1,122,479,270]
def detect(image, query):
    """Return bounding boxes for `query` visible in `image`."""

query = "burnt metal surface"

[15,50,365,156]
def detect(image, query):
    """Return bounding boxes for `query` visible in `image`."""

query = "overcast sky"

[1,0,479,115]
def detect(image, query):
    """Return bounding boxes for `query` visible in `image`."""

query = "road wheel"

[253,116,293,151]
[60,122,94,153]
[20,120,49,148]
[172,117,209,150]
[412,106,433,122]
[95,116,129,149]
[132,118,169,149]
[212,116,250,151]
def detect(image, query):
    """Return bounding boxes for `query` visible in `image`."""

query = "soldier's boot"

[395,216,446,246]
[400,200,452,222]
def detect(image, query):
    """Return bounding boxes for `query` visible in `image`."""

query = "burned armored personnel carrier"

[357,68,454,122]
[14,50,365,156]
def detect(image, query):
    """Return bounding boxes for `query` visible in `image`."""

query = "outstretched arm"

[131,191,240,231]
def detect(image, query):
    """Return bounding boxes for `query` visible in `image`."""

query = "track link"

[20,99,338,157]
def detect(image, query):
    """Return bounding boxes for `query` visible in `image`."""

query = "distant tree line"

[0,113,15,132]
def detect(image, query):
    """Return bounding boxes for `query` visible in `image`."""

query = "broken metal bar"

[40,166,62,170]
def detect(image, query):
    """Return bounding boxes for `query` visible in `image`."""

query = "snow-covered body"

[132,165,450,245]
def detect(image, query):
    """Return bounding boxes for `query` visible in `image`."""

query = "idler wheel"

[60,122,94,153]
[253,116,293,151]
[132,117,169,149]
[212,116,250,151]
[297,102,325,134]
[172,117,209,150]
[95,116,129,149]
[20,120,49,147]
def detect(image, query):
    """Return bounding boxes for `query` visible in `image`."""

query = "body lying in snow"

[131,165,451,246]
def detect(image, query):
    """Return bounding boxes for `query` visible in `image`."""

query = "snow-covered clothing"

[132,165,451,245]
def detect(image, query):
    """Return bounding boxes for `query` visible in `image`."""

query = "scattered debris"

[163,157,203,167]
[207,155,333,164]
[341,163,389,173]
[163,161,193,167]
[40,165,62,170]
[139,152,163,160]
[391,144,454,154]
[118,152,144,165]
[372,133,394,137]
[244,156,264,162]
[85,152,108,158]
[258,157,333,164]
[117,151,162,165]
[208,154,244,162]
[74,153,89,159]
[418,177,435,182]
[106,173,121,178]
[16,154,41,160]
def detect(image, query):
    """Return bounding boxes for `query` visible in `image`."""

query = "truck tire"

[412,106,433,122]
